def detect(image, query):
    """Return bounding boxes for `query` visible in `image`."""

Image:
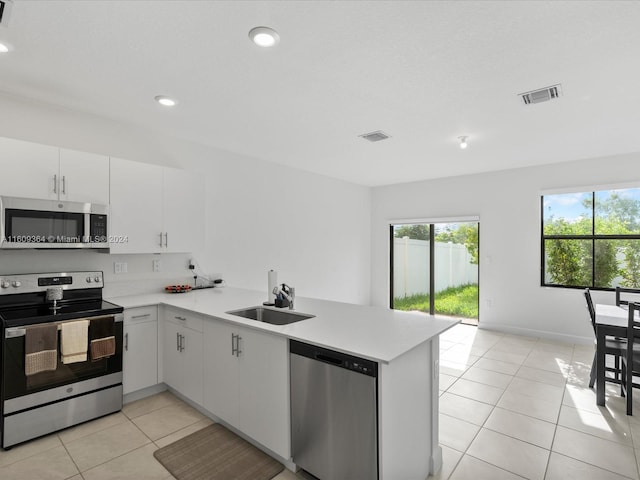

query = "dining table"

[594,303,629,406]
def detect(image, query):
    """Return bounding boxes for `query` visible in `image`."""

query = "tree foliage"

[394,224,429,240]
[394,223,479,264]
[544,190,640,288]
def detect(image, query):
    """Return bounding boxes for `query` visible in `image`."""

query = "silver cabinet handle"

[53,174,57,194]
[131,313,151,319]
[176,332,180,351]
[236,335,242,356]
[125,332,129,351]
[62,175,66,194]
[159,232,164,247]
[164,232,168,248]
[174,316,186,321]
[180,333,185,352]
[231,333,237,356]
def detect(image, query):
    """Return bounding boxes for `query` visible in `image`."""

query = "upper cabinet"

[110,157,204,254]
[110,158,164,253]
[0,136,60,200]
[58,148,110,204]
[0,137,109,204]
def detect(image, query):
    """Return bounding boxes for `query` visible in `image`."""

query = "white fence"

[393,237,478,297]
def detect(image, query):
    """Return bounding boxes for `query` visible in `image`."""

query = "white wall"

[202,151,371,304]
[0,93,371,304]
[371,153,640,343]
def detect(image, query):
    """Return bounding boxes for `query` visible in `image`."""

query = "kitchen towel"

[89,316,115,361]
[60,319,90,364]
[24,323,58,376]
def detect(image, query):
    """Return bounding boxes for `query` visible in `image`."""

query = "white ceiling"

[1,1,639,186]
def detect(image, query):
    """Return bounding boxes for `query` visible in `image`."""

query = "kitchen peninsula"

[111,287,458,479]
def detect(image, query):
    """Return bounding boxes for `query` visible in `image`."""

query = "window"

[541,188,640,289]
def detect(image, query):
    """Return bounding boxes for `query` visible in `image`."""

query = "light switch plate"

[153,259,161,272]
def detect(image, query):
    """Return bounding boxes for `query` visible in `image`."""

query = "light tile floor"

[2,323,640,479]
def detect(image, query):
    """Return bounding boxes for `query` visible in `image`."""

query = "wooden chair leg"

[589,354,597,388]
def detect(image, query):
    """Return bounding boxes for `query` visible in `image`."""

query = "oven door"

[2,315,123,406]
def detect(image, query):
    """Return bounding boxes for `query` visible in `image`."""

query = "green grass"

[394,284,479,318]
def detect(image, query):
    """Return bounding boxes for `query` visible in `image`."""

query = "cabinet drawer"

[164,306,203,332]
[124,306,158,324]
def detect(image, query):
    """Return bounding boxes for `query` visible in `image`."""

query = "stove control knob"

[94,275,101,283]
[1,280,10,288]
[11,281,21,288]
[86,276,93,283]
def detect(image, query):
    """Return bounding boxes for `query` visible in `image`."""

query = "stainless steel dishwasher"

[290,340,378,480]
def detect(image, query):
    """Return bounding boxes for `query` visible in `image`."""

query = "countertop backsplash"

[0,250,200,297]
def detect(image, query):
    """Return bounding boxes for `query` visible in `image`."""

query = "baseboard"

[478,321,592,346]
[123,383,167,404]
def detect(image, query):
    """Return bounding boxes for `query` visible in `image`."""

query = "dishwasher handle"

[315,353,343,366]
[290,339,378,377]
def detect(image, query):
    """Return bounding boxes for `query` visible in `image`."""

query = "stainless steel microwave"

[0,196,109,249]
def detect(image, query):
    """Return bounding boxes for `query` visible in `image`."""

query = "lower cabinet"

[123,306,158,395]
[203,320,290,459]
[163,307,204,405]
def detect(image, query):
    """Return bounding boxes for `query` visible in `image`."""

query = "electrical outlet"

[113,262,127,274]
[153,259,161,272]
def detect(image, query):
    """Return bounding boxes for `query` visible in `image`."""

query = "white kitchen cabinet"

[162,167,205,253]
[58,148,110,204]
[203,320,290,458]
[163,307,203,404]
[109,157,163,253]
[123,306,158,395]
[109,157,204,253]
[203,320,239,425]
[0,137,109,203]
[0,137,59,199]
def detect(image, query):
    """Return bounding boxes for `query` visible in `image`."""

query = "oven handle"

[4,313,124,338]
[5,327,26,338]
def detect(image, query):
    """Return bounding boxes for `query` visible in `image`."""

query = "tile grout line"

[57,432,84,479]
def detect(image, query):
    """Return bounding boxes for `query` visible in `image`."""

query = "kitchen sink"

[226,306,315,325]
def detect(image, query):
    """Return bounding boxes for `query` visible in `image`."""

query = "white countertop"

[108,287,458,364]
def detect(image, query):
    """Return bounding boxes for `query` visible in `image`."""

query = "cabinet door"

[203,320,239,426]
[59,148,110,204]
[123,320,158,395]
[180,327,203,405]
[0,137,59,199]
[238,328,290,458]
[163,319,183,392]
[110,157,163,253]
[162,167,204,253]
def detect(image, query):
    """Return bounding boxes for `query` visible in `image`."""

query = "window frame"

[540,191,640,290]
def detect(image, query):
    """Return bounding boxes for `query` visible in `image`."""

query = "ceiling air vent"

[519,84,562,105]
[359,130,390,142]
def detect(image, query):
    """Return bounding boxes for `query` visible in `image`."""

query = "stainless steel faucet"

[273,284,295,309]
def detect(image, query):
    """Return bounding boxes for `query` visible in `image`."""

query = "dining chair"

[621,302,640,415]
[584,289,625,388]
[616,286,640,307]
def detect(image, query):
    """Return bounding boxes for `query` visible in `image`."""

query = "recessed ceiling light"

[249,26,280,47]
[458,136,468,149]
[154,95,177,107]
[0,42,11,53]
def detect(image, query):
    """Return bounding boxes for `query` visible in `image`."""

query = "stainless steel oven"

[0,272,123,448]
[0,196,109,249]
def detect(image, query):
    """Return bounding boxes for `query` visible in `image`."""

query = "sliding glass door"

[391,221,479,324]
